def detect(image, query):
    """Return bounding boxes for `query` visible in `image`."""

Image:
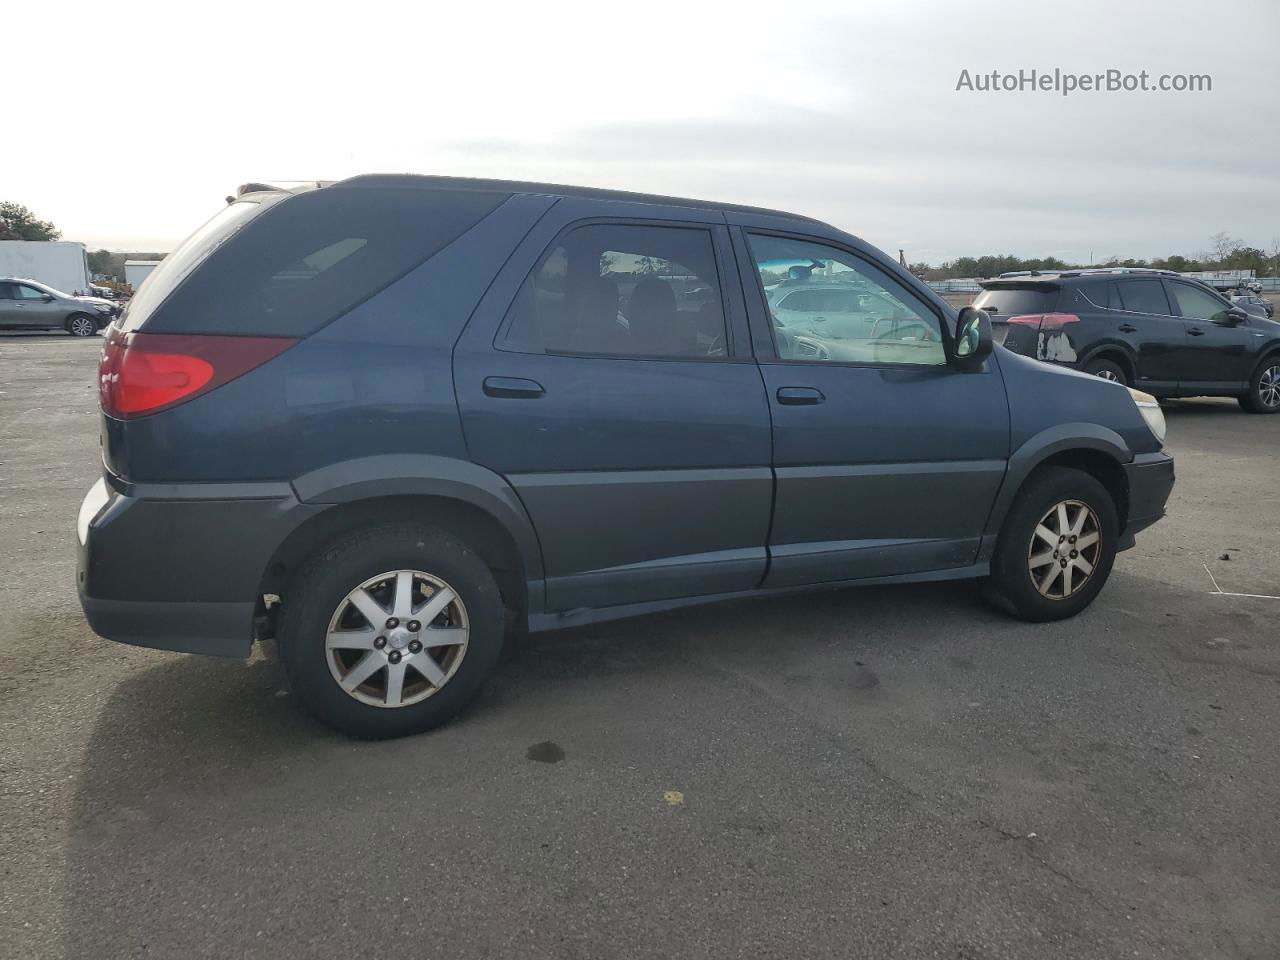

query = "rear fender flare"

[1078,342,1137,379]
[292,455,545,584]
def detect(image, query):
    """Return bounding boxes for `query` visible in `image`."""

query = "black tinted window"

[972,287,1058,315]
[140,187,508,336]
[1167,281,1228,321]
[1073,281,1120,310]
[499,224,727,360]
[1116,279,1170,315]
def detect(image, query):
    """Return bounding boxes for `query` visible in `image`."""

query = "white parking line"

[1203,563,1280,600]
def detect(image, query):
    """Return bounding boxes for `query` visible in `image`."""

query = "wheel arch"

[982,425,1133,558]
[261,455,548,632]
[1079,343,1137,383]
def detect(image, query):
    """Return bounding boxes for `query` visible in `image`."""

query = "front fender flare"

[981,423,1132,552]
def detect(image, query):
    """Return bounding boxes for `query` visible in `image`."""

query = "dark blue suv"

[77,176,1175,738]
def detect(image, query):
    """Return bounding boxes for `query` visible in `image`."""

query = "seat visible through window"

[499,223,727,360]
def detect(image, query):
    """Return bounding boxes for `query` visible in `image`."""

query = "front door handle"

[483,376,544,399]
[776,386,825,405]
[1188,327,1205,337]
[1117,323,1137,333]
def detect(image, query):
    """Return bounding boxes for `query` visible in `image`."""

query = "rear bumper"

[1122,450,1175,544]
[78,594,256,658]
[76,473,321,658]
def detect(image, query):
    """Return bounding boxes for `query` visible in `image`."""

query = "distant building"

[124,260,162,289]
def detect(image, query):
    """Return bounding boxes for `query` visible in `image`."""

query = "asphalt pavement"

[1,333,1277,959]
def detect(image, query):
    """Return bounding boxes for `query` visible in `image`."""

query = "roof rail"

[997,270,1041,278]
[1059,267,1179,278]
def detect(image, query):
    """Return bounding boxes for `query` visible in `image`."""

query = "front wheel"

[277,525,505,739]
[987,466,1119,622]
[1238,357,1280,414]
[65,313,98,337]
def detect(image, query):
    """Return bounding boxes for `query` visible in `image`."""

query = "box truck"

[0,241,91,294]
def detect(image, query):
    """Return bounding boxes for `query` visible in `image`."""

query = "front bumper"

[1120,450,1175,546]
[76,473,321,658]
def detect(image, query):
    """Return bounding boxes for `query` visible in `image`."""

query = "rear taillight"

[1004,313,1080,331]
[99,328,297,418]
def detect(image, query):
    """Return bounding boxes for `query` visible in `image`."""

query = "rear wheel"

[1238,357,1280,414]
[1083,357,1127,386]
[65,313,98,337]
[987,466,1118,622]
[278,524,505,739]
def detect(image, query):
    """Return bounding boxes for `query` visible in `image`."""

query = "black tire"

[987,466,1119,623]
[1237,355,1280,414]
[278,524,505,739]
[1083,357,1128,386]
[65,313,99,337]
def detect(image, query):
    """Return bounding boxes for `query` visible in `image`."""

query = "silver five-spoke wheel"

[1028,499,1101,600]
[325,569,469,708]
[1260,364,1280,408]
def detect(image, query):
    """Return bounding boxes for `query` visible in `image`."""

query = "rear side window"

[1073,281,1120,310]
[133,187,509,336]
[1116,279,1170,315]
[972,286,1059,315]
[498,223,727,360]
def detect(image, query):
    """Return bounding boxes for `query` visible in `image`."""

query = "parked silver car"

[0,278,117,336]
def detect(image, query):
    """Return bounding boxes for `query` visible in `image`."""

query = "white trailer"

[0,240,91,295]
[125,260,162,290]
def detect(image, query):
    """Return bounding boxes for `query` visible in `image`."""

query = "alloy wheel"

[325,569,469,708]
[70,316,96,337]
[1260,365,1280,408]
[1027,499,1102,600]
[1094,369,1119,382]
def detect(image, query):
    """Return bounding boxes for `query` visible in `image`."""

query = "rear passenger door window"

[1116,279,1171,315]
[499,224,727,360]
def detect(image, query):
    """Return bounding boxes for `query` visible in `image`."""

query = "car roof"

[332,174,832,227]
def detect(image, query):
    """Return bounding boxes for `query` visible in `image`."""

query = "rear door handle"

[483,376,544,399]
[776,386,825,405]
[1117,323,1137,333]
[1188,327,1205,337]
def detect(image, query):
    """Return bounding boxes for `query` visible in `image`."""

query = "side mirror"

[1218,306,1248,325]
[41,294,56,302]
[952,306,993,370]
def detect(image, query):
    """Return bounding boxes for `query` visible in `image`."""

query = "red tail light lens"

[1004,313,1080,331]
[99,329,297,418]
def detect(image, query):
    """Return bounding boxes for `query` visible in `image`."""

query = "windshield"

[119,199,268,332]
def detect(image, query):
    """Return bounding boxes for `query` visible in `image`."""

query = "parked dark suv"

[78,177,1175,738]
[977,268,1280,413]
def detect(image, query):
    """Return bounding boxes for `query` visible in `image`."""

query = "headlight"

[1127,387,1166,445]
[94,303,113,313]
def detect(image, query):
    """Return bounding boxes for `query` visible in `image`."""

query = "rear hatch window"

[972,285,1060,317]
[973,283,1060,347]
[122,186,509,337]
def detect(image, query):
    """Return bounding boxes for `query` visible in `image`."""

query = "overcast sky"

[12,0,1279,264]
